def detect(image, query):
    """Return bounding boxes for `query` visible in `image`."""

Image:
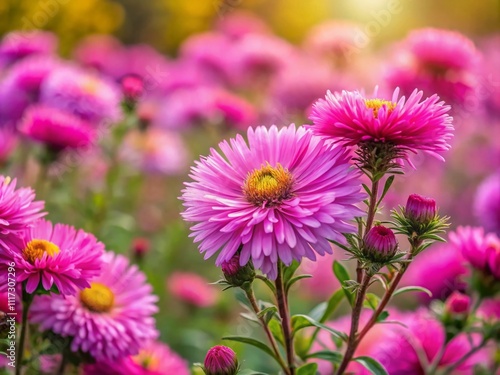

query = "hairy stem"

[365,179,380,235]
[16,292,34,375]
[275,263,295,375]
[336,273,372,375]
[244,287,289,374]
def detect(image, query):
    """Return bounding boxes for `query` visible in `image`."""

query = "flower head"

[30,252,159,361]
[221,253,255,288]
[19,105,97,151]
[204,345,239,375]
[363,225,398,263]
[121,74,144,102]
[445,291,471,315]
[83,340,190,375]
[167,272,219,307]
[0,31,57,65]
[474,172,500,235]
[181,125,365,278]
[0,176,45,238]
[449,226,500,279]
[40,66,121,124]
[1,219,104,295]
[309,88,454,165]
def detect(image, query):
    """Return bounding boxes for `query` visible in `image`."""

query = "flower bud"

[131,237,150,261]
[204,345,239,375]
[486,244,500,280]
[445,291,471,315]
[121,74,144,102]
[363,225,398,262]
[405,194,437,225]
[221,254,255,288]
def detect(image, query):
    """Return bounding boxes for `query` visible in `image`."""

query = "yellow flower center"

[243,163,293,207]
[22,239,60,264]
[365,99,396,118]
[81,78,99,94]
[79,282,115,313]
[133,350,160,370]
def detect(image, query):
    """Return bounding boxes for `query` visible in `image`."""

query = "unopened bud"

[132,237,150,260]
[445,291,471,315]
[221,254,255,288]
[121,74,144,102]
[363,225,398,262]
[405,194,437,225]
[204,345,239,375]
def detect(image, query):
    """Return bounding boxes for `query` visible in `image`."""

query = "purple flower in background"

[19,105,97,151]
[474,172,500,235]
[309,88,454,164]
[30,252,159,361]
[0,31,57,66]
[119,127,188,175]
[84,340,190,375]
[449,226,500,279]
[40,66,122,124]
[402,243,467,302]
[181,124,364,278]
[0,219,104,295]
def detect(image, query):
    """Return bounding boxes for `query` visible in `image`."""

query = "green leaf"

[305,350,342,363]
[296,363,318,375]
[376,311,389,323]
[377,175,395,207]
[238,370,269,375]
[333,261,354,306]
[291,314,347,341]
[286,274,312,293]
[268,319,285,346]
[362,183,372,197]
[222,336,278,361]
[234,289,253,310]
[255,275,277,294]
[283,261,301,283]
[320,289,345,323]
[353,356,388,375]
[363,293,380,310]
[393,286,432,298]
[308,302,327,322]
[257,306,278,324]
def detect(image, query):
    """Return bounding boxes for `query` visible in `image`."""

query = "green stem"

[336,273,372,375]
[275,263,295,375]
[364,179,380,235]
[16,292,34,375]
[57,350,68,375]
[244,287,289,374]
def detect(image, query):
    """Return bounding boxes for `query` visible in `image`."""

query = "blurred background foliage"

[0,0,498,54]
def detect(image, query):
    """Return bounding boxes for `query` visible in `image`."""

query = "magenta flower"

[30,252,159,361]
[167,272,219,307]
[0,176,45,237]
[0,31,57,65]
[204,345,239,375]
[19,105,97,151]
[0,219,104,295]
[121,74,144,102]
[372,309,490,374]
[449,226,500,279]
[445,291,471,315]
[474,172,500,235]
[402,243,468,303]
[181,125,364,278]
[309,88,454,163]
[83,340,190,375]
[363,225,398,262]
[40,66,121,124]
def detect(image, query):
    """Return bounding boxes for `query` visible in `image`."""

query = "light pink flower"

[167,272,218,307]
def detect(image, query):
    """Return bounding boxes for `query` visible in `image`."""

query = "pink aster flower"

[0,176,45,238]
[385,28,481,107]
[0,219,104,295]
[474,172,500,235]
[19,105,97,151]
[0,31,57,65]
[309,88,454,163]
[119,127,188,175]
[372,309,490,374]
[402,242,468,303]
[204,345,239,375]
[167,272,219,307]
[40,66,122,124]
[83,340,190,375]
[30,252,159,361]
[449,226,500,279]
[0,128,17,164]
[181,124,365,278]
